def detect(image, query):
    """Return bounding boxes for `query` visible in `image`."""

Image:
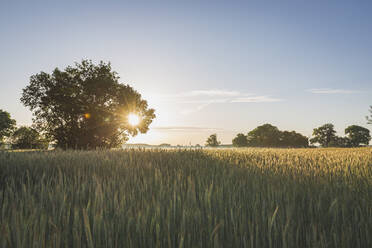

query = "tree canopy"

[345,125,370,147]
[310,123,370,147]
[205,134,220,147]
[279,130,309,148]
[0,109,16,145]
[367,106,372,125]
[310,123,336,147]
[232,133,248,147]
[247,124,282,147]
[21,60,155,149]
[237,124,308,148]
[11,126,49,149]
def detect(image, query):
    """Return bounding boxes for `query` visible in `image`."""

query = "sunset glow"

[128,113,140,126]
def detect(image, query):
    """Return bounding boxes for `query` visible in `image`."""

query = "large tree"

[310,123,336,147]
[11,126,49,149]
[21,60,155,149]
[232,133,248,147]
[0,109,16,145]
[205,134,220,147]
[345,125,370,147]
[247,124,281,147]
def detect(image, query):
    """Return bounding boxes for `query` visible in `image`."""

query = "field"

[0,148,371,247]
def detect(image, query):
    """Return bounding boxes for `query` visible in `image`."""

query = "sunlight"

[128,113,140,126]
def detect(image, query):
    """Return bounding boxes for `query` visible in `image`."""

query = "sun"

[128,113,140,126]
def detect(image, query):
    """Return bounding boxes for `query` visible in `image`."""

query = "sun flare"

[128,113,140,126]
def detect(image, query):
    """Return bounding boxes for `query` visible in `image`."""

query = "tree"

[345,125,371,147]
[247,124,281,147]
[11,126,49,149]
[279,131,309,148]
[310,123,336,147]
[367,106,372,124]
[0,109,16,145]
[21,60,155,149]
[205,134,220,147]
[328,136,350,148]
[232,133,248,147]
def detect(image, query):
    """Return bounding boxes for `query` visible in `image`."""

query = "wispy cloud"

[178,99,229,104]
[153,126,223,132]
[307,88,360,94]
[150,89,283,114]
[180,89,243,97]
[178,89,283,114]
[231,96,282,103]
[181,102,214,115]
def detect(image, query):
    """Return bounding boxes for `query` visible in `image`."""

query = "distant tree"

[232,133,248,147]
[328,136,350,148]
[345,125,371,147]
[367,106,372,124]
[158,143,171,147]
[310,123,336,147]
[247,124,281,147]
[21,60,155,149]
[280,131,309,148]
[0,109,16,145]
[11,126,49,149]
[205,134,221,147]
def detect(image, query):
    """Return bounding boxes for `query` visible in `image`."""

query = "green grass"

[0,148,371,247]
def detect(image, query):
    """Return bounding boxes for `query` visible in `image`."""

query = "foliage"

[328,136,350,148]
[245,124,308,148]
[310,123,371,148]
[0,148,371,247]
[11,126,49,149]
[0,109,16,144]
[232,133,248,147]
[310,123,336,147]
[279,130,309,148]
[205,134,220,147]
[247,124,281,147]
[158,143,171,147]
[367,105,372,124]
[345,125,371,147]
[21,60,155,149]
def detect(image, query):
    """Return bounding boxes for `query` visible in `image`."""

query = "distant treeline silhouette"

[231,124,309,148]
[205,121,371,148]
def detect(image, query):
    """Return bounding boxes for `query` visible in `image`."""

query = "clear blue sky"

[1,0,372,145]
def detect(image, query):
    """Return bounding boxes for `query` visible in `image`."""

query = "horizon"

[1,1,372,145]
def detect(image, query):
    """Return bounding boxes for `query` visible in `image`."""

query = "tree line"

[0,59,371,150]
[0,110,48,149]
[206,118,372,148]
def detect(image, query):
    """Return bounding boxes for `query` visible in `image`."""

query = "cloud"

[307,88,360,94]
[150,89,283,114]
[181,102,213,115]
[230,96,283,103]
[178,99,229,104]
[180,96,282,114]
[180,90,283,114]
[180,89,243,97]
[153,126,223,132]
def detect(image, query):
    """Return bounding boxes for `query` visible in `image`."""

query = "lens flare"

[128,113,140,126]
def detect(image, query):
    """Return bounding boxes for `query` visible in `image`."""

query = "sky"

[1,0,372,145]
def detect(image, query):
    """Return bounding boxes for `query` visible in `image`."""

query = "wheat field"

[0,148,371,247]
